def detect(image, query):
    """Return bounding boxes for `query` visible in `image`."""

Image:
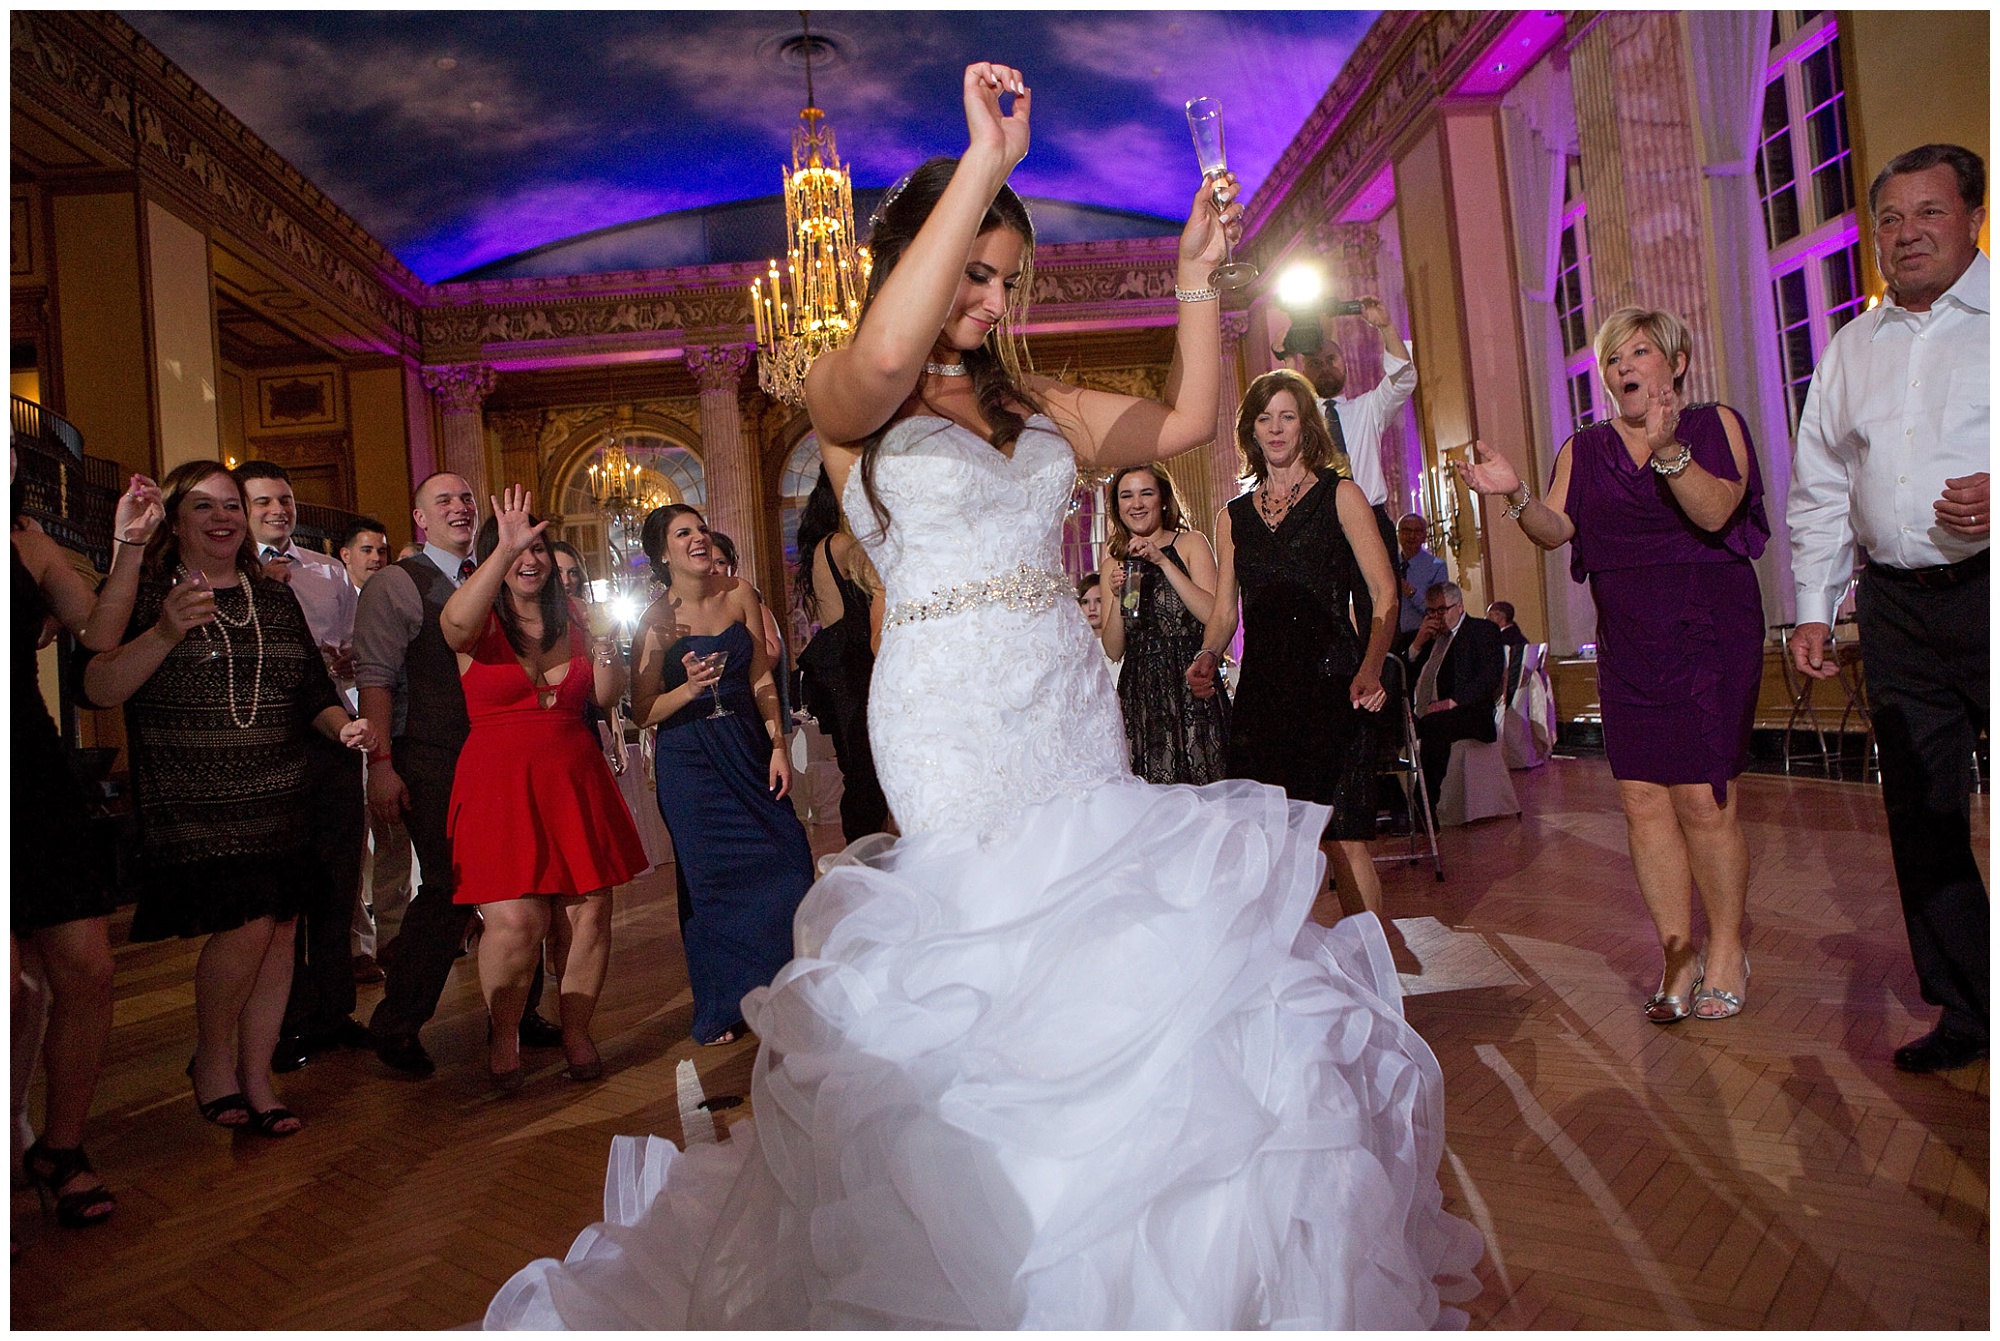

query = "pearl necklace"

[923,361,968,377]
[186,567,265,729]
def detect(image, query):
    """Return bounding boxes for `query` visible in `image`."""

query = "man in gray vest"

[353,472,555,1075]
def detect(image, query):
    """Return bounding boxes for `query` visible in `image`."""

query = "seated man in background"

[1406,581,1505,812]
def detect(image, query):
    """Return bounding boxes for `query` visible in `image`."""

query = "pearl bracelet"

[1505,486,1531,521]
[1650,443,1693,477]
[1174,286,1219,303]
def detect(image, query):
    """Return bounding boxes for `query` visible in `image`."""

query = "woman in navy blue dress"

[631,505,813,1047]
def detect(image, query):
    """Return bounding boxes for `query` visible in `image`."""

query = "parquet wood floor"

[11,759,1988,1328]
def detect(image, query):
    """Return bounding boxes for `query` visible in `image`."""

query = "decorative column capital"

[1219,310,1251,347]
[420,362,498,412]
[685,343,754,394]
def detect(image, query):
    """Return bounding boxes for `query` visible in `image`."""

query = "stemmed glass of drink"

[704,651,732,719]
[1185,96,1257,290]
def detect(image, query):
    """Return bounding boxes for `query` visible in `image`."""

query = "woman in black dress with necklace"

[1188,369,1399,921]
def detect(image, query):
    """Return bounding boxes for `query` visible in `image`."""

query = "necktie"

[263,546,282,561]
[1325,401,1348,455]
[1415,625,1453,713]
[459,557,477,582]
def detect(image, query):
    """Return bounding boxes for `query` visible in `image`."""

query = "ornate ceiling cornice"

[11,11,424,353]
[1243,10,1518,269]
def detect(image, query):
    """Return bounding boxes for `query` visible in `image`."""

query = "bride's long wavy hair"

[850,157,1041,538]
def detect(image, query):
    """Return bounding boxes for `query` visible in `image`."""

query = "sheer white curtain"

[1687,10,1796,621]
[1501,57,1594,653]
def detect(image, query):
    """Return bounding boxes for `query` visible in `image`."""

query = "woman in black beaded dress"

[1188,370,1399,921]
[1096,463,1228,785]
[82,462,377,1139]
[11,442,161,1228]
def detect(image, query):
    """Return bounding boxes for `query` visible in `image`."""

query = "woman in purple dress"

[1461,307,1767,1025]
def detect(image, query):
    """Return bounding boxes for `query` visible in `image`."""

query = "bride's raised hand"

[963,62,1030,172]
[1456,439,1522,498]
[1180,170,1242,268]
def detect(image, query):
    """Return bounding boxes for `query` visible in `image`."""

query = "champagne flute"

[179,567,221,663]
[1184,96,1257,290]
[704,650,733,719]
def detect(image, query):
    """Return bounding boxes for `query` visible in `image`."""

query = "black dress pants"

[369,740,471,1041]
[281,738,364,1038]
[1416,700,1498,815]
[1856,563,1989,1041]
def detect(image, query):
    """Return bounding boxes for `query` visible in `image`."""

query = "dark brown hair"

[850,157,1041,538]
[1234,369,1339,485]
[1105,464,1186,562]
[473,513,568,655]
[143,460,263,582]
[641,503,706,589]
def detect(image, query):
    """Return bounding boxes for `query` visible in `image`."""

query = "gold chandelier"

[749,15,871,406]
[589,435,667,535]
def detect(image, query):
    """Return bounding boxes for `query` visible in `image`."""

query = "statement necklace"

[923,361,969,377]
[1257,471,1310,528]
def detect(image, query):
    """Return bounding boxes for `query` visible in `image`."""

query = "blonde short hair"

[1592,307,1693,394]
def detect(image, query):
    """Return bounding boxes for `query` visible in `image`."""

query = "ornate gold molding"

[420,362,497,412]
[11,12,423,353]
[1246,10,1512,268]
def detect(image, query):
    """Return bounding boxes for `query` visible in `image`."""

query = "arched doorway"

[775,432,822,644]
[553,429,706,603]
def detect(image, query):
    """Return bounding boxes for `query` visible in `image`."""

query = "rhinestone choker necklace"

[923,361,969,377]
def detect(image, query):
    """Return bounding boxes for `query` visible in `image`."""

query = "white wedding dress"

[484,416,1484,1329]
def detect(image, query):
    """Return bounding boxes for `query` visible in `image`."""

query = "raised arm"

[1037,176,1243,472]
[737,584,793,799]
[1459,437,1577,551]
[81,579,213,708]
[804,63,1031,465]
[20,474,163,652]
[441,485,547,652]
[1649,398,1751,533]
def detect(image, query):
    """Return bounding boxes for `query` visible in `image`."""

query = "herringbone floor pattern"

[11,759,1988,1328]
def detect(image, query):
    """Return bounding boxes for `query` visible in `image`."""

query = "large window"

[1759,12,1862,432]
[1555,159,1600,437]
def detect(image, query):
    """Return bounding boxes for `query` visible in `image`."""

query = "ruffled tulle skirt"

[484,776,1483,1329]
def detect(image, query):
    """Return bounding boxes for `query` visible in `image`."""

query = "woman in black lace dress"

[1096,464,1227,785]
[1188,370,1399,920]
[83,462,376,1139]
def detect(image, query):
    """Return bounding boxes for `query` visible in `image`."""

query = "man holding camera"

[1277,295,1416,580]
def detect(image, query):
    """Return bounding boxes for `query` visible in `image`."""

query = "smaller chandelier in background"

[749,18,872,407]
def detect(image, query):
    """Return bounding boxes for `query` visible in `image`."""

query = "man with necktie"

[1291,296,1417,582]
[1404,581,1505,816]
[236,462,368,1072]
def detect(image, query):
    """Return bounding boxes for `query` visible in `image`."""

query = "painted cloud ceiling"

[123,9,1377,282]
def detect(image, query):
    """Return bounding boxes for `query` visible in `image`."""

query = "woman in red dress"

[441,486,646,1089]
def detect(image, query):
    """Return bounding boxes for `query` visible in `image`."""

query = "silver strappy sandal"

[1644,949,1705,1024]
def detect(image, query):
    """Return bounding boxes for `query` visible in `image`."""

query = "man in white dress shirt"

[237,461,370,1070]
[1786,144,1989,1075]
[1292,297,1417,580]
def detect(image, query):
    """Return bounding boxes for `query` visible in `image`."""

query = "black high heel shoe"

[185,1056,250,1127]
[23,1140,115,1228]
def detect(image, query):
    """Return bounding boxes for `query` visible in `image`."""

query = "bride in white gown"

[485,62,1483,1330]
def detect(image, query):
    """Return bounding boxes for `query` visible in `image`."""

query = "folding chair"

[1372,655,1443,881]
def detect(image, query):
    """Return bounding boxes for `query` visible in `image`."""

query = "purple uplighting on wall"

[1449,11,1567,100]
[1337,163,1397,224]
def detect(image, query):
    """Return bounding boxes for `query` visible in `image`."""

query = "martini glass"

[705,651,733,719]
[1185,96,1257,290]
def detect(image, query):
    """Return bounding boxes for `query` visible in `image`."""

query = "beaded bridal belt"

[883,564,1073,629]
